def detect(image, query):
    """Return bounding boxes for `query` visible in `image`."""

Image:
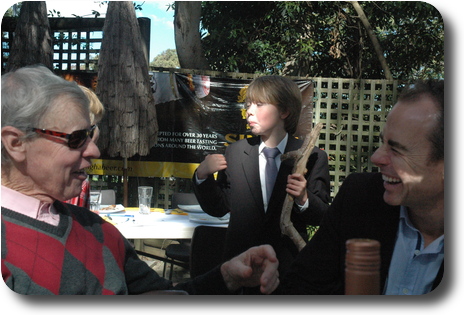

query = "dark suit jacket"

[280,172,444,294]
[193,135,330,274]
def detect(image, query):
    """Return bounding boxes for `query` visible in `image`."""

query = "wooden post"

[123,158,128,207]
[345,238,381,295]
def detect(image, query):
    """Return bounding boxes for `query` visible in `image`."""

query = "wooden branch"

[280,122,324,251]
[350,1,393,80]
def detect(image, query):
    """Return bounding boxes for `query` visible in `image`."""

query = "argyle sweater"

[2,201,230,295]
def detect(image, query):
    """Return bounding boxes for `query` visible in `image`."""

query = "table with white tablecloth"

[112,211,228,239]
[99,208,228,262]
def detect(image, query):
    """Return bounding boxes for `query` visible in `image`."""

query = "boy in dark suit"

[193,76,330,292]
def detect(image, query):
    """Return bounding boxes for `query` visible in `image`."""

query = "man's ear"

[1,126,28,163]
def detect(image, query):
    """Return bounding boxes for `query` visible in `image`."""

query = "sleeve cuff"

[195,172,207,185]
[295,198,309,213]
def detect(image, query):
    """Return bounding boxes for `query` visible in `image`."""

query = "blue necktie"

[263,147,280,203]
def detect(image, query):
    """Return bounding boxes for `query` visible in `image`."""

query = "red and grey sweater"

[2,202,229,295]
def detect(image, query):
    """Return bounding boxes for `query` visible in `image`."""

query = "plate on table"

[177,204,204,213]
[98,204,125,214]
[189,213,229,225]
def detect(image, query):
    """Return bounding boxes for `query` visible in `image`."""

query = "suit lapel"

[241,137,265,211]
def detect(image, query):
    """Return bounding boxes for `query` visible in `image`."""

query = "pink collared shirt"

[1,185,60,226]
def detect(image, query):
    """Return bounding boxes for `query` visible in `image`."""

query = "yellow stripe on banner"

[88,159,200,179]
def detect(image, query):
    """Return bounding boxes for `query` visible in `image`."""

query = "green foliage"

[48,1,106,18]
[200,1,444,80]
[307,225,319,241]
[4,3,21,17]
[48,9,61,17]
[150,49,180,68]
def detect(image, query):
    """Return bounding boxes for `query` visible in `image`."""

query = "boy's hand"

[196,154,227,179]
[286,173,308,206]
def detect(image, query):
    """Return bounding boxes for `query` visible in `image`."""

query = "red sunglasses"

[30,125,97,149]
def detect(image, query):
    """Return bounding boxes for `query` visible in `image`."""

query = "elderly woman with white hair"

[1,65,279,295]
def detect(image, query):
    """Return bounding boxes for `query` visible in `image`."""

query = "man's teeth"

[382,175,401,183]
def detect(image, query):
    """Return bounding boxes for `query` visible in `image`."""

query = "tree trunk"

[350,1,393,80]
[5,1,53,72]
[97,1,158,159]
[174,1,210,70]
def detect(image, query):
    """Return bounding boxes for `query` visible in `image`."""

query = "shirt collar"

[1,185,56,221]
[399,206,413,228]
[399,205,444,253]
[259,133,288,155]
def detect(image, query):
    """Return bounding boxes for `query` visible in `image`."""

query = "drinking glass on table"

[138,186,153,215]
[89,191,101,212]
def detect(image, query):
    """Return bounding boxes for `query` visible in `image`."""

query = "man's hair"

[398,79,444,162]
[1,65,89,167]
[245,76,302,135]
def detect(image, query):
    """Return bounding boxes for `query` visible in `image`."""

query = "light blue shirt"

[383,206,444,295]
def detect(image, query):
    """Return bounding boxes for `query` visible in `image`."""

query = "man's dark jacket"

[279,172,444,294]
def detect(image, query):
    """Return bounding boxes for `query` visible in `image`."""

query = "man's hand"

[220,244,279,294]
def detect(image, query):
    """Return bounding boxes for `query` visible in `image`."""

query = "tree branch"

[350,1,393,80]
[280,122,324,251]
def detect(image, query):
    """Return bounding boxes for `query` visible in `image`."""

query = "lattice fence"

[311,77,402,197]
[2,17,105,72]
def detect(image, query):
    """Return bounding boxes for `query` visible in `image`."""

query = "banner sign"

[87,159,199,178]
[89,73,311,178]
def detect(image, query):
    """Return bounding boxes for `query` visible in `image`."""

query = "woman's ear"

[1,126,28,163]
